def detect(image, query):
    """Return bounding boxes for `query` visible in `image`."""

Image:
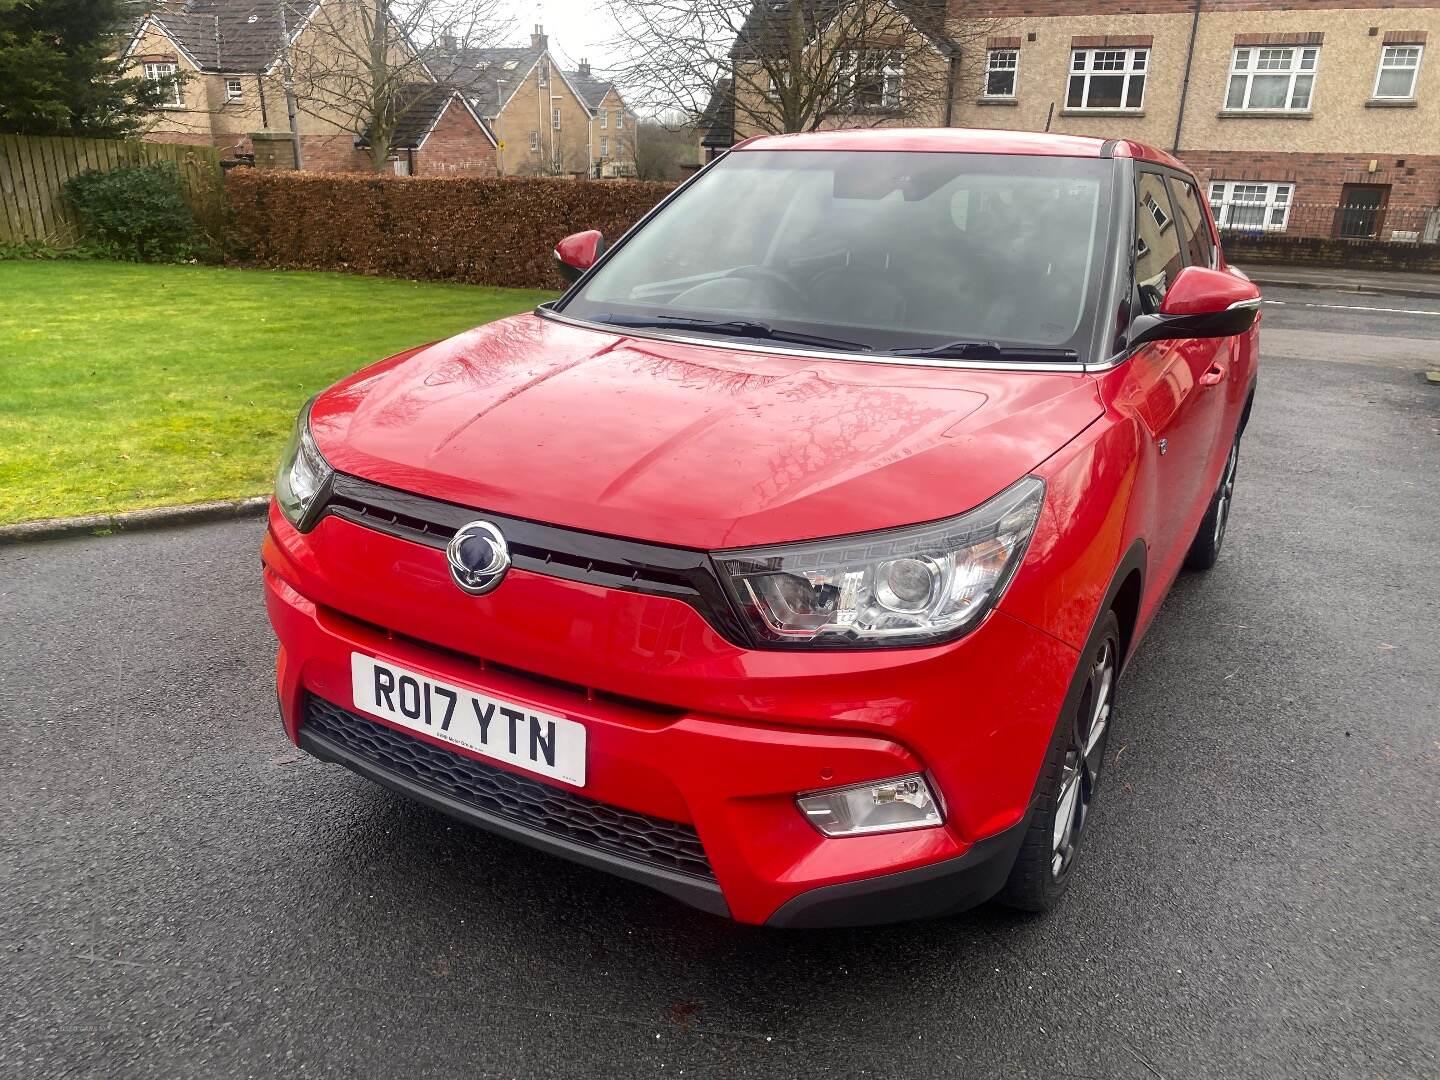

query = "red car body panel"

[263,128,1260,925]
[308,317,1105,550]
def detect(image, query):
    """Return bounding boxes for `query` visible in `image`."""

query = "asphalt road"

[4,287,1438,1079]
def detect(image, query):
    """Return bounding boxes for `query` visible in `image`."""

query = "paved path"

[4,291,1438,1079]
[1242,263,1440,299]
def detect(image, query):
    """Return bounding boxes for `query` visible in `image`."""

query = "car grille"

[302,695,715,880]
[312,472,752,646]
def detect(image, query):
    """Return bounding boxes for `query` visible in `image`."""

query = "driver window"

[1134,172,1183,314]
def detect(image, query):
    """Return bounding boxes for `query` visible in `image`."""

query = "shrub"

[63,162,202,261]
[224,171,676,289]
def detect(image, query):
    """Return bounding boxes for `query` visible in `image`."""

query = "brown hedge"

[224,170,676,289]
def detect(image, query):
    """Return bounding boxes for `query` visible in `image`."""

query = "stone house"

[117,0,497,175]
[434,27,637,178]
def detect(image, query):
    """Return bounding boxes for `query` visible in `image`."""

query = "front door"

[1336,184,1390,239]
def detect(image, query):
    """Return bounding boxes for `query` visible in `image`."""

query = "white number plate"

[349,653,586,787]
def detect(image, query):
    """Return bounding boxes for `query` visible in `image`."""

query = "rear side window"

[1168,176,1215,269]
[1134,172,1184,313]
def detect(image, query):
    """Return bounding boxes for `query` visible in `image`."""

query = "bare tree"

[605,0,1005,139]
[633,119,698,181]
[286,0,506,172]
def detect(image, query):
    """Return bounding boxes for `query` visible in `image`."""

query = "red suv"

[264,129,1260,926]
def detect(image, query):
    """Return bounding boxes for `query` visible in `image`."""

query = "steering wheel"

[722,264,809,308]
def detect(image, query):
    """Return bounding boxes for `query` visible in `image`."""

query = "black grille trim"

[316,472,751,644]
[302,695,715,881]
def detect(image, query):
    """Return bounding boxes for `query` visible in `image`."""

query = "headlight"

[274,397,333,530]
[715,476,1044,648]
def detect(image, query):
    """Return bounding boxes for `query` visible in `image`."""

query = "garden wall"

[1220,233,1440,272]
[225,171,675,289]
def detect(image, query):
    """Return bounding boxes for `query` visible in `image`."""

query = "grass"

[0,262,555,525]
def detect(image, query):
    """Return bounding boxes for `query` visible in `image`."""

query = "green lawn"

[0,262,554,525]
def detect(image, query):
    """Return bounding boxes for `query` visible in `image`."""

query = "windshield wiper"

[594,314,872,353]
[886,340,1080,362]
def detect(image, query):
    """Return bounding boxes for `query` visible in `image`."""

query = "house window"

[1226,46,1318,111]
[1374,44,1422,100]
[529,130,539,151]
[984,49,1018,98]
[538,62,548,87]
[143,61,183,107]
[1067,48,1146,110]
[615,110,623,128]
[1208,180,1293,232]
[600,110,607,128]
[224,77,243,102]
[600,135,609,158]
[552,107,561,129]
[841,50,902,111]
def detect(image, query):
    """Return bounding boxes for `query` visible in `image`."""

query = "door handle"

[1199,364,1226,387]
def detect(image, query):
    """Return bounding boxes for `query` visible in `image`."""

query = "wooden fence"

[0,134,225,247]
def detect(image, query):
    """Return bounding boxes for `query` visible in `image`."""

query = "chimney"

[578,58,590,77]
[439,33,456,52]
[531,24,546,50]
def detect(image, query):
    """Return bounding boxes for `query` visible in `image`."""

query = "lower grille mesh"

[303,695,714,879]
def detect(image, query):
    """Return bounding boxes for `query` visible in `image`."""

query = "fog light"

[796,774,943,837]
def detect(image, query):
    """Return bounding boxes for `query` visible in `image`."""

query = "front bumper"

[264,505,1079,926]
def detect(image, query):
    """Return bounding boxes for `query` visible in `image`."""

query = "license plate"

[349,654,586,787]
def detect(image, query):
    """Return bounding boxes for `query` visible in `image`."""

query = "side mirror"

[1129,266,1262,349]
[553,230,605,285]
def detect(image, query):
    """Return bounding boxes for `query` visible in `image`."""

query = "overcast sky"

[521,0,623,74]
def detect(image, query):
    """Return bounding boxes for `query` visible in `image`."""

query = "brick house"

[434,26,637,178]
[705,0,1440,240]
[117,0,497,175]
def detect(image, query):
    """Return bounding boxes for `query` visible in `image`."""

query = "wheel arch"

[1101,539,1148,673]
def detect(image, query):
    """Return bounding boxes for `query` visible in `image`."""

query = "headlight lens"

[274,398,332,529]
[715,476,1044,648]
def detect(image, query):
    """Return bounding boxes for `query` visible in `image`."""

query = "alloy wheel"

[1214,440,1239,548]
[1051,636,1117,879]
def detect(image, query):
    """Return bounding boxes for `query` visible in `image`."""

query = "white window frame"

[840,49,903,111]
[143,61,183,107]
[1226,46,1319,112]
[1067,48,1147,111]
[615,110,624,129]
[1373,44,1423,100]
[529,129,539,151]
[984,48,1019,99]
[224,77,244,103]
[538,62,548,88]
[1144,191,1170,231]
[1208,180,1294,233]
[599,109,607,128]
[600,135,609,158]
[551,107,561,129]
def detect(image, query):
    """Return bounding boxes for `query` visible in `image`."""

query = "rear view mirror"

[1129,266,1262,348]
[553,230,606,285]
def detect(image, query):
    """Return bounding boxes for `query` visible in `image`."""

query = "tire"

[1184,434,1240,572]
[996,611,1120,912]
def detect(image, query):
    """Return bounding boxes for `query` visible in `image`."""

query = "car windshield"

[558,150,1112,356]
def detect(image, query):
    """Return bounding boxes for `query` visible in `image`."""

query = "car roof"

[732,127,1187,170]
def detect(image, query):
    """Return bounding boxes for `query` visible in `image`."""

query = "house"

[566,61,637,178]
[435,26,636,178]
[117,0,497,175]
[706,0,1440,240]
